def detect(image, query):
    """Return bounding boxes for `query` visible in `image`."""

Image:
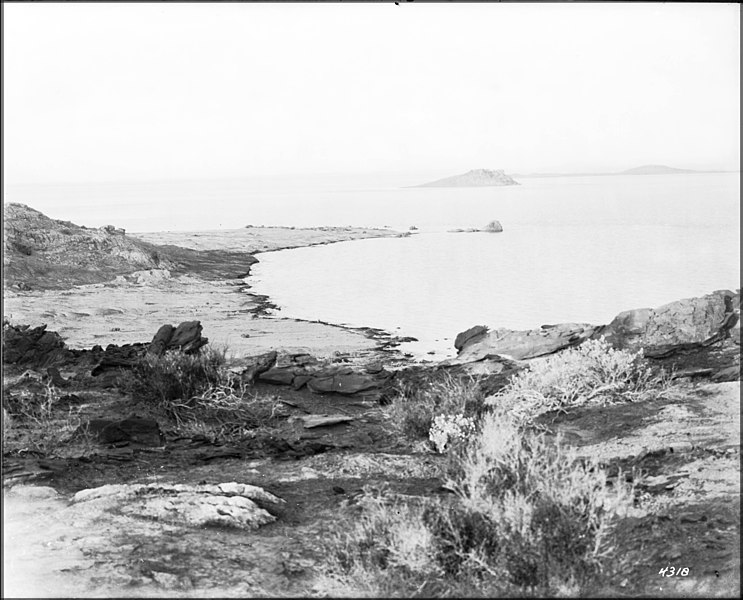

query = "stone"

[483,220,503,232]
[147,321,208,356]
[148,324,175,355]
[454,325,489,351]
[82,417,164,446]
[452,323,598,363]
[259,367,297,386]
[306,373,380,395]
[72,481,283,530]
[599,290,740,356]
[46,366,69,387]
[294,414,355,428]
[2,323,72,368]
[241,350,277,383]
[169,321,208,354]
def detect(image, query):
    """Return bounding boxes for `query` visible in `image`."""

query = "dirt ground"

[3,356,739,598]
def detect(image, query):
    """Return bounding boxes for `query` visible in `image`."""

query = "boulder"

[147,321,208,355]
[72,481,283,530]
[148,324,175,355]
[2,323,72,368]
[599,290,740,356]
[483,220,503,232]
[454,325,489,351]
[241,350,278,383]
[169,321,208,354]
[452,323,598,363]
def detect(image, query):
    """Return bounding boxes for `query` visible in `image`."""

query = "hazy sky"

[3,2,740,184]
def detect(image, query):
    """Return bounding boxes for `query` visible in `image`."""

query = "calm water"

[6,172,740,360]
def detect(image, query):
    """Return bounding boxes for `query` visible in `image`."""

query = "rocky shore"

[2,203,740,597]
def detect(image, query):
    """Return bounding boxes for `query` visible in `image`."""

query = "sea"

[5,171,740,360]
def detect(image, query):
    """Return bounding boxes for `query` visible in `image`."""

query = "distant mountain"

[415,169,519,188]
[513,165,712,178]
[620,165,698,175]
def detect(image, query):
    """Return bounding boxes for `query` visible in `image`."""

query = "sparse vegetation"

[387,371,484,440]
[130,346,227,408]
[321,405,637,597]
[2,381,84,456]
[486,337,672,424]
[129,346,284,438]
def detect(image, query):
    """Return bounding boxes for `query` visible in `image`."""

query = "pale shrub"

[321,407,636,596]
[388,371,483,439]
[429,413,476,453]
[434,406,637,593]
[487,337,671,423]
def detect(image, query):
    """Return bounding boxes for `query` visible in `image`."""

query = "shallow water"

[247,173,740,359]
[6,172,739,360]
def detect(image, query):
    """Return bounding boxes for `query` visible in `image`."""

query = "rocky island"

[2,203,740,598]
[414,168,519,187]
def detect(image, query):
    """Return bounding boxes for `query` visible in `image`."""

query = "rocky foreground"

[2,203,741,597]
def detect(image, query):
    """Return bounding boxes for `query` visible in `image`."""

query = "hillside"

[3,203,174,290]
[415,169,519,187]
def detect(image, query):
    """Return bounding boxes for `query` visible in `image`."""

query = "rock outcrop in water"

[415,169,519,187]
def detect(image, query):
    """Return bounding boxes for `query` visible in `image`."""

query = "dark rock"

[169,321,208,354]
[82,417,164,446]
[2,324,72,368]
[292,375,312,390]
[46,367,69,387]
[711,365,740,382]
[91,344,145,376]
[241,351,277,383]
[306,373,380,395]
[147,321,208,355]
[148,324,175,355]
[259,367,298,386]
[454,325,489,351]
[599,290,740,357]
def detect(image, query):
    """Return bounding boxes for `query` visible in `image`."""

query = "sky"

[3,2,740,184]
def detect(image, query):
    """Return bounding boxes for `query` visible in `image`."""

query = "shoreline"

[4,223,419,364]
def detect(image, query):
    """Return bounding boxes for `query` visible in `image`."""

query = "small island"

[414,169,520,187]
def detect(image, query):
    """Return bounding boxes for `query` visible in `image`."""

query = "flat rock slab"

[73,481,284,530]
[293,414,355,429]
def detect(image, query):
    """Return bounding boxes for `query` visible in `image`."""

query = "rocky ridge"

[3,203,173,290]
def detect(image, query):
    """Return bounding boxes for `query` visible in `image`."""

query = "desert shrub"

[131,346,227,406]
[487,337,671,424]
[429,413,477,453]
[387,371,484,440]
[2,383,84,456]
[130,346,284,435]
[320,407,636,597]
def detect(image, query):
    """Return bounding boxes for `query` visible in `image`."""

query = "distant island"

[620,164,698,175]
[414,169,520,188]
[511,164,730,179]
